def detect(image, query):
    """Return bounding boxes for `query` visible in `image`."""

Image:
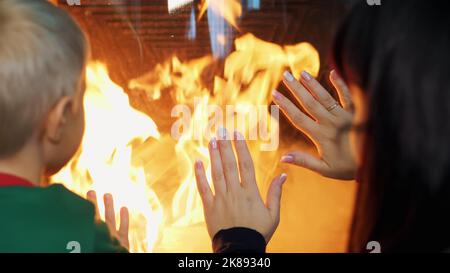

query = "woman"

[194,0,450,253]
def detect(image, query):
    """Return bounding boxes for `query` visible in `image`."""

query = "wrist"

[212,227,267,253]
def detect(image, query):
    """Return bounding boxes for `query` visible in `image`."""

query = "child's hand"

[273,70,357,180]
[87,191,130,250]
[194,130,287,243]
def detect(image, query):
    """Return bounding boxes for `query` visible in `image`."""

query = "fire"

[198,0,243,29]
[51,63,163,253]
[129,33,320,251]
[52,33,320,252]
[166,0,242,30]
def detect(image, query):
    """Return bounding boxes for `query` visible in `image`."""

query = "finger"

[282,71,331,121]
[233,131,257,191]
[195,160,214,208]
[330,70,354,112]
[103,193,117,232]
[272,90,318,137]
[281,151,329,174]
[87,190,100,218]
[118,207,130,250]
[217,127,241,193]
[300,71,346,117]
[209,137,227,195]
[266,174,287,222]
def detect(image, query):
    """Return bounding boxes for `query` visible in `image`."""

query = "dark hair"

[332,0,450,252]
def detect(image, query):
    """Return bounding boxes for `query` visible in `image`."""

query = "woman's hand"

[273,70,357,180]
[87,191,130,250]
[194,129,287,243]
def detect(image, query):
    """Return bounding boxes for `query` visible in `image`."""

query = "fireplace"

[51,0,357,253]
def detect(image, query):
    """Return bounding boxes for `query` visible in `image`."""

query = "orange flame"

[198,0,243,29]
[51,62,163,253]
[129,33,320,251]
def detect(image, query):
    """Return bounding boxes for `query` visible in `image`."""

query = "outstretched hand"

[273,70,357,180]
[87,191,130,250]
[195,129,287,243]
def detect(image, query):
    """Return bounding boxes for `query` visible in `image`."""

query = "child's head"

[0,0,89,175]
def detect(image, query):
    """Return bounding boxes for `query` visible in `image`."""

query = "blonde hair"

[0,0,89,157]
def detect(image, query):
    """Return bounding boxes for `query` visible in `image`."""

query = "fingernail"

[217,126,228,140]
[330,69,337,79]
[195,160,203,170]
[281,155,294,163]
[331,70,342,82]
[210,137,218,149]
[272,90,281,100]
[283,71,295,82]
[279,173,288,184]
[234,131,245,141]
[301,71,312,81]
[104,193,113,202]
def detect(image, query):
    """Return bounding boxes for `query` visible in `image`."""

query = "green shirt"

[0,184,128,253]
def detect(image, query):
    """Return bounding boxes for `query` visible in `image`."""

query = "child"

[0,0,128,253]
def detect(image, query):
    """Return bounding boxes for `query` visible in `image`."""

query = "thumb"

[266,173,287,222]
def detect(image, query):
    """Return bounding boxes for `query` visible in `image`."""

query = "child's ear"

[45,96,73,143]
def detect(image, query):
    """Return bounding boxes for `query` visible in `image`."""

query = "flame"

[198,0,243,29]
[129,33,320,251]
[132,33,319,106]
[51,62,163,253]
[52,31,319,252]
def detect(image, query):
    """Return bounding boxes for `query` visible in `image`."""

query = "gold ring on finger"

[326,102,340,112]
